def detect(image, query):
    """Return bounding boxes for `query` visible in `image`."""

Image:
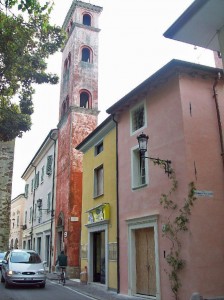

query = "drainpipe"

[31,164,36,249]
[49,129,58,273]
[112,114,120,294]
[213,73,224,171]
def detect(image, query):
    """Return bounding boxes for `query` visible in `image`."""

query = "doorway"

[135,227,156,296]
[93,231,105,284]
[127,216,160,298]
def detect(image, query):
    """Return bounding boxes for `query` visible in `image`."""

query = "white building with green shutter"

[21,129,58,271]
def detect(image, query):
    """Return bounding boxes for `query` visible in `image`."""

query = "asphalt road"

[0,279,97,300]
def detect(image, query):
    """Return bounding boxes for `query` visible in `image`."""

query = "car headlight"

[37,269,46,275]
[8,270,21,275]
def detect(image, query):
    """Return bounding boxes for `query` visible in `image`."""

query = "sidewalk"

[47,272,146,300]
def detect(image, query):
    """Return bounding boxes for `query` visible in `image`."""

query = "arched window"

[61,95,69,117]
[81,48,90,62]
[80,91,91,108]
[64,58,68,71]
[83,14,91,26]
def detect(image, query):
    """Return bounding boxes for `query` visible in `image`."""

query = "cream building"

[10,193,26,249]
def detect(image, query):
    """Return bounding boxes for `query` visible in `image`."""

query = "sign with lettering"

[87,203,110,224]
[195,190,214,197]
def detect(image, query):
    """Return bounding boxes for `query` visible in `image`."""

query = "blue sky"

[11,0,215,198]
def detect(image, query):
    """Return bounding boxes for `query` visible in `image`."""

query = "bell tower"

[55,0,103,278]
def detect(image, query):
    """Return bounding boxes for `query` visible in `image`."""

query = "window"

[95,141,103,155]
[46,155,53,176]
[31,179,34,193]
[81,47,90,62]
[131,103,146,133]
[41,166,44,183]
[24,184,29,198]
[61,95,69,116]
[35,171,39,189]
[94,165,104,197]
[80,91,91,108]
[47,192,51,214]
[132,147,148,189]
[17,216,19,227]
[24,211,27,225]
[34,204,37,221]
[64,52,71,72]
[83,13,91,26]
[29,207,32,223]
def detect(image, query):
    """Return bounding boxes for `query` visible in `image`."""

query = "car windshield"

[0,253,5,259]
[10,252,41,264]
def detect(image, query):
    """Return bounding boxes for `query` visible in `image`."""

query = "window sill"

[93,193,104,199]
[132,183,148,190]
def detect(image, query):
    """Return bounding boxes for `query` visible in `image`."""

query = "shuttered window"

[25,184,29,198]
[46,155,53,176]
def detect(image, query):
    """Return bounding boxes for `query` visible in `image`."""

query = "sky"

[11,0,215,198]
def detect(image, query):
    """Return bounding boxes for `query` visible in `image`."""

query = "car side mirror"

[2,259,8,264]
[43,261,47,265]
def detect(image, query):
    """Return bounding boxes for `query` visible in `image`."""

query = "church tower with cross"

[54,0,103,278]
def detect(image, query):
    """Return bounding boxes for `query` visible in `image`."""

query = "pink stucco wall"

[117,68,224,299]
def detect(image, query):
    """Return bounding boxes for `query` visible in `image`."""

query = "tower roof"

[63,0,103,29]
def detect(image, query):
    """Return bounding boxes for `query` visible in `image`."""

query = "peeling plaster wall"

[55,2,102,278]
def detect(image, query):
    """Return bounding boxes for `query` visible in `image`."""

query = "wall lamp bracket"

[137,132,172,177]
[37,199,54,216]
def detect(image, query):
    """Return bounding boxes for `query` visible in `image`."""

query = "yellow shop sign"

[86,203,110,224]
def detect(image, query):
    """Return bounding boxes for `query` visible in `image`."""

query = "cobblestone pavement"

[47,272,146,300]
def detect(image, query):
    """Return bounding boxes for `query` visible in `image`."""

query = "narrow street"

[0,279,96,300]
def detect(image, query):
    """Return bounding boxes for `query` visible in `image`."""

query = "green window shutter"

[31,179,34,193]
[47,192,51,213]
[35,172,40,189]
[41,166,44,182]
[25,184,29,198]
[46,155,53,176]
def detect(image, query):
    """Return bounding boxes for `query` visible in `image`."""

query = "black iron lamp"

[37,199,54,215]
[137,132,172,177]
[137,132,149,155]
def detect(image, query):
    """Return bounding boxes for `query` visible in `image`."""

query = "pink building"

[107,59,224,300]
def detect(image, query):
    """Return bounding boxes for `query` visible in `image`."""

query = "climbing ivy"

[153,159,197,299]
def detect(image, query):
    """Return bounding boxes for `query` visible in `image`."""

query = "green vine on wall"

[152,159,197,299]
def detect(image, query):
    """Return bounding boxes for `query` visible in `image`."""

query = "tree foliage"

[0,0,65,141]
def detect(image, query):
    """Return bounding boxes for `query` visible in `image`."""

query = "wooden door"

[135,227,156,296]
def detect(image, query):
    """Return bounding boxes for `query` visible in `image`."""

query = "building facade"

[54,1,103,278]
[10,194,26,249]
[107,60,224,299]
[21,129,58,271]
[77,116,117,291]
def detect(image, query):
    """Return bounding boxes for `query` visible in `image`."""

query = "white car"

[1,249,46,288]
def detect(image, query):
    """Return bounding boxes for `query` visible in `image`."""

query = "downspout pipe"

[31,164,36,250]
[49,129,58,273]
[213,73,224,171]
[112,114,120,294]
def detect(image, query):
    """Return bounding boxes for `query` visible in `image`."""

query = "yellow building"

[76,116,117,291]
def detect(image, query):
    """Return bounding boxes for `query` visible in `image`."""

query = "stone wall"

[0,140,15,251]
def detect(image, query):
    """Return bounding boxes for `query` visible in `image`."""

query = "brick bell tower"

[54,0,103,278]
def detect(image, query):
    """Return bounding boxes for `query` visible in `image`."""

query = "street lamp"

[137,132,172,176]
[36,199,54,215]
